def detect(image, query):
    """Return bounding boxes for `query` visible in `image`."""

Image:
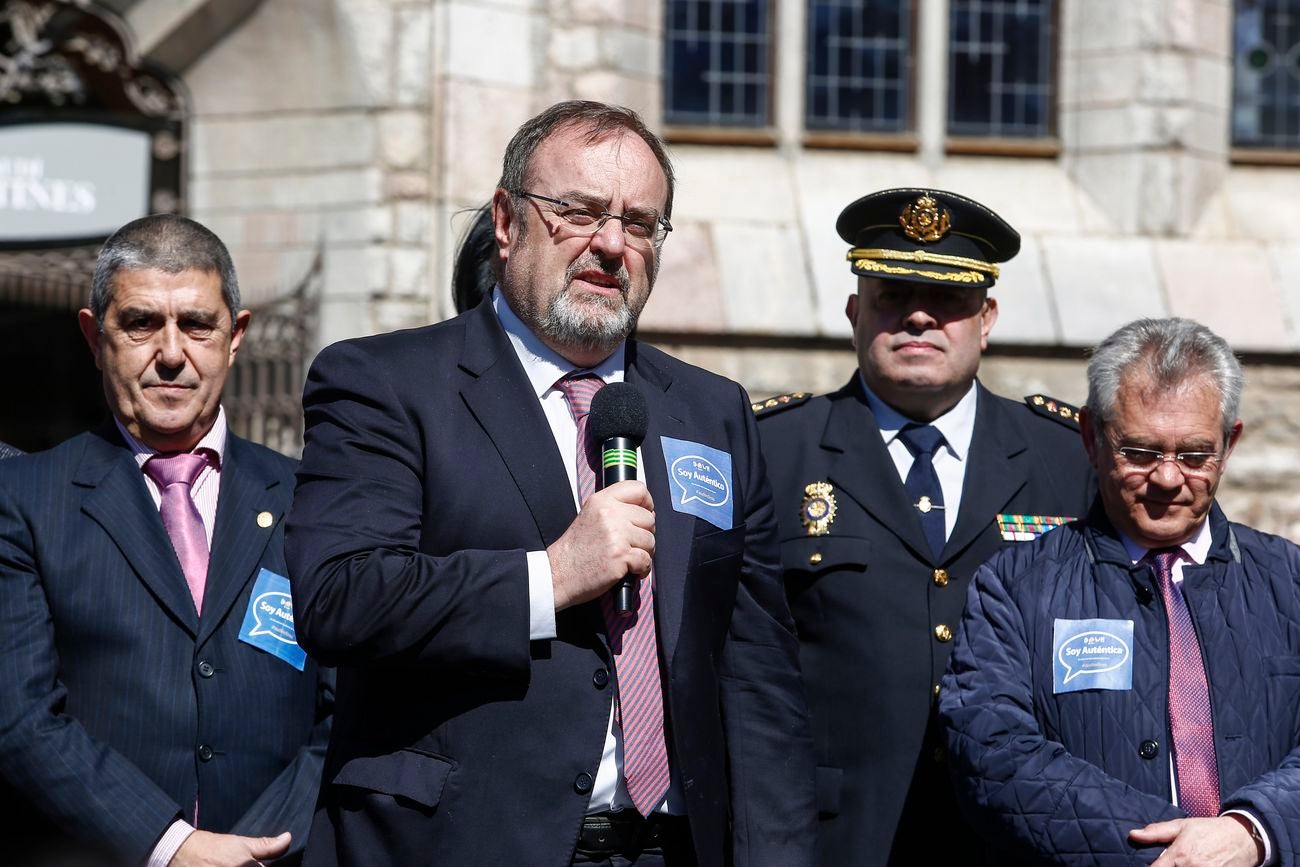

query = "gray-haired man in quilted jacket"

[941,317,1300,867]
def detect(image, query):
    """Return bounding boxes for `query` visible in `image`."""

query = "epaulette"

[1024,394,1081,428]
[752,392,812,418]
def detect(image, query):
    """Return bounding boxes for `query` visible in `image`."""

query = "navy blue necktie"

[899,424,946,557]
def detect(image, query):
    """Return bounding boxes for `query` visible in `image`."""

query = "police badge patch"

[801,482,837,536]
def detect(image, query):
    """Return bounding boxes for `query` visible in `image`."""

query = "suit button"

[1138,739,1159,760]
[573,772,594,794]
[933,683,941,697]
[197,744,214,762]
[933,568,949,587]
[592,669,610,689]
[197,661,215,678]
[934,624,953,642]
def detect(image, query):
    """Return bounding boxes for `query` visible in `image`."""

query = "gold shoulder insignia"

[1024,394,1082,429]
[752,392,812,418]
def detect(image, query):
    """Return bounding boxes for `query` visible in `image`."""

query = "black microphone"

[588,383,649,613]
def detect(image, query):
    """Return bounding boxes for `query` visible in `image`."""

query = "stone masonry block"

[191,113,377,176]
[549,26,601,70]
[601,28,657,78]
[444,1,536,87]
[1155,240,1289,350]
[439,80,535,202]
[378,110,428,170]
[712,221,816,335]
[396,4,433,105]
[1043,237,1166,345]
[641,221,725,333]
[986,237,1060,346]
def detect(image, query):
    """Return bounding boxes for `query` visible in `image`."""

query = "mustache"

[564,256,631,298]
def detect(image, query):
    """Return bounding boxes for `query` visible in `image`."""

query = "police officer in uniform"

[756,188,1093,866]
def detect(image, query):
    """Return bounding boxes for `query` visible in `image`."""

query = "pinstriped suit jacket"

[0,425,332,866]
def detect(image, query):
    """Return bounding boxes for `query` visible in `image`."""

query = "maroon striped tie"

[556,373,671,816]
[1149,549,1220,816]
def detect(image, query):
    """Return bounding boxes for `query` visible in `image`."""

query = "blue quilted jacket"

[939,501,1300,865]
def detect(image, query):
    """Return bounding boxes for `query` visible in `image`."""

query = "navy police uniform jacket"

[285,297,816,867]
[757,376,1092,866]
[940,502,1300,864]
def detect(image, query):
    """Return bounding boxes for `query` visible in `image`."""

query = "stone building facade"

[36,0,1300,533]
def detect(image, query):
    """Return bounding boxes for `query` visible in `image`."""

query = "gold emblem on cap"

[899,194,951,243]
[257,511,273,528]
[800,481,837,536]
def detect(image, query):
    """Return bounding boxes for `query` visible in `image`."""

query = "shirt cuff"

[527,550,558,640]
[1223,809,1274,866]
[149,819,195,867]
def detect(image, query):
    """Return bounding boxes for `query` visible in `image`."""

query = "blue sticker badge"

[659,436,733,530]
[238,568,307,671]
[1052,618,1133,694]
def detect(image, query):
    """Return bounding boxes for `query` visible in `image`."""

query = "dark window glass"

[1233,0,1300,148]
[806,0,914,133]
[948,0,1055,139]
[664,0,772,127]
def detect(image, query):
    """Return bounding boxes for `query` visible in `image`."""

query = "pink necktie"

[1149,549,1220,816]
[557,373,671,816]
[145,452,211,615]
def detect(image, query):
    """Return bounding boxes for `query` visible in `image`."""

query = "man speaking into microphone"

[285,101,816,867]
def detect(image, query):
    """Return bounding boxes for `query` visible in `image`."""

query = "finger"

[246,831,292,858]
[1129,819,1185,843]
[626,526,656,557]
[605,480,653,508]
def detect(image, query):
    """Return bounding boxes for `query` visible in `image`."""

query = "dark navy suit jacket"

[758,378,1093,867]
[0,426,333,865]
[285,298,816,867]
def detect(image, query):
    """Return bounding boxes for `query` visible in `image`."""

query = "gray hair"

[89,214,240,329]
[496,100,675,223]
[1086,317,1243,446]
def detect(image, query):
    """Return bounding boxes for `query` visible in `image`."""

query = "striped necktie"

[556,373,671,816]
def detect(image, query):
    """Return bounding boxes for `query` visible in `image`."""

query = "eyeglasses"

[515,191,672,248]
[1112,445,1222,475]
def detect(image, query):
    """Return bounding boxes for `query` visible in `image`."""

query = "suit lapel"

[821,382,934,561]
[76,428,200,636]
[458,301,578,547]
[942,385,1029,560]
[627,344,691,667]
[198,437,283,646]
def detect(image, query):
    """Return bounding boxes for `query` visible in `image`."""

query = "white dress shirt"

[494,289,683,816]
[861,376,979,541]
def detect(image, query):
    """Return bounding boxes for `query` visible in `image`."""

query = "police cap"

[836,188,1020,290]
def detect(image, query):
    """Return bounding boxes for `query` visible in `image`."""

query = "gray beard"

[511,255,650,356]
[536,285,635,354]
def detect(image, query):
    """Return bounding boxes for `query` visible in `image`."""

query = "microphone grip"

[599,436,639,612]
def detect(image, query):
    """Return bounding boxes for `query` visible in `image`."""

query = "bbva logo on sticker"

[670,455,730,508]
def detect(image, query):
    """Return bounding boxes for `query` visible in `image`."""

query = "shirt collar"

[116,407,228,470]
[860,374,978,461]
[492,287,626,395]
[1118,516,1213,566]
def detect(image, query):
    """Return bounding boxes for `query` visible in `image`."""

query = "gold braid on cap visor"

[847,247,1000,284]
